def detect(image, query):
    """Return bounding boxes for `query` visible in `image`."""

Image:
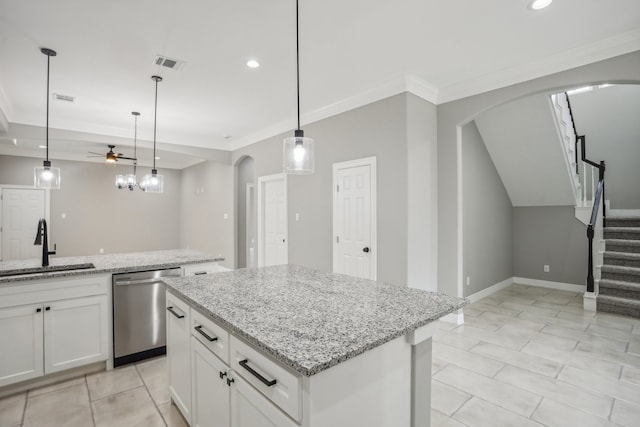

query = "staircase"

[597,216,640,318]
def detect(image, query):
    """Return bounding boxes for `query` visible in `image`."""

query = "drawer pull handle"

[239,359,277,387]
[194,271,207,275]
[194,325,218,342]
[166,306,184,319]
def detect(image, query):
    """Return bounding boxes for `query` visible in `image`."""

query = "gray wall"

[513,206,587,284]
[438,51,640,297]
[406,93,438,291]
[232,93,436,287]
[179,160,234,269]
[570,84,640,209]
[0,155,181,256]
[235,157,255,268]
[462,121,513,297]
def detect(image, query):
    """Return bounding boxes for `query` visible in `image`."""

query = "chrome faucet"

[34,218,56,267]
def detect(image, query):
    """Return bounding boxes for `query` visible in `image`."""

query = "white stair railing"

[550,93,583,205]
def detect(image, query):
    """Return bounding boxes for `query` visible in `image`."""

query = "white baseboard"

[466,277,514,303]
[513,277,585,293]
[441,310,465,325]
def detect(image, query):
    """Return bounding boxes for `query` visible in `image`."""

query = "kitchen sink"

[0,263,96,278]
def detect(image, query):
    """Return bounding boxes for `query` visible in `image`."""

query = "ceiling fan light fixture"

[283,0,315,175]
[34,47,61,189]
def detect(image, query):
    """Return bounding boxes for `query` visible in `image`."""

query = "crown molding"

[230,75,438,151]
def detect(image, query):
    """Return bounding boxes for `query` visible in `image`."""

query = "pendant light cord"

[133,113,138,175]
[45,53,50,162]
[153,78,158,171]
[296,0,300,131]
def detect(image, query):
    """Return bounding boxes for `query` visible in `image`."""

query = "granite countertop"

[0,249,222,284]
[164,265,466,377]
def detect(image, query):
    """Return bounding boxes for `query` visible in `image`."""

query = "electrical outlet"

[466,276,470,286]
[544,265,550,273]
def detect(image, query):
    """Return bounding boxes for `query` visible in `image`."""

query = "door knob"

[363,247,370,253]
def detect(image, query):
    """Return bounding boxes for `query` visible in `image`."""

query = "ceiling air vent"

[53,93,75,103]
[154,55,185,71]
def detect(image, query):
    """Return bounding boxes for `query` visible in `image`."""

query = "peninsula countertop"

[0,249,222,284]
[163,265,466,377]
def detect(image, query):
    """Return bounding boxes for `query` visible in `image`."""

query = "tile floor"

[1,284,639,426]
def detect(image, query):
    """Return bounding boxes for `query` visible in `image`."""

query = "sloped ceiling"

[474,93,575,206]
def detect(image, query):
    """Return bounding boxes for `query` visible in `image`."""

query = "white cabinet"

[44,295,108,374]
[229,373,297,427]
[166,292,192,424]
[0,275,110,388]
[0,304,44,387]
[191,337,230,427]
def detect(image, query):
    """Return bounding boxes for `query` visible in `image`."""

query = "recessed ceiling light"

[155,156,160,160]
[39,145,47,149]
[246,60,260,69]
[529,0,552,10]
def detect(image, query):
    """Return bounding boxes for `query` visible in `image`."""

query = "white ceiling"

[0,0,639,168]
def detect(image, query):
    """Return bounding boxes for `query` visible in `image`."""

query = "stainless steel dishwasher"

[112,267,182,366]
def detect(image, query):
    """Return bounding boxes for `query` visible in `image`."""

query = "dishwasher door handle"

[115,277,178,286]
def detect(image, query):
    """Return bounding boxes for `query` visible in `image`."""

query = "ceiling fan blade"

[87,151,104,156]
[117,156,137,161]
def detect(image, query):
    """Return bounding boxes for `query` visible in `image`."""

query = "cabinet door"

[44,295,108,374]
[0,304,44,387]
[191,337,230,427]
[167,292,192,424]
[230,373,297,427]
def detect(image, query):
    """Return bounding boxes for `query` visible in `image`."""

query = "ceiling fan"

[87,145,136,163]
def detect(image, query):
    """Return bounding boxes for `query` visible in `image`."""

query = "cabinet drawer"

[229,335,302,422]
[0,274,110,309]
[191,309,229,364]
[183,263,230,276]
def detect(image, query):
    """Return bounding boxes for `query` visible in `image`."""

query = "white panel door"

[258,175,287,267]
[191,337,230,427]
[44,295,108,374]
[0,304,44,387]
[1,188,46,261]
[333,158,376,280]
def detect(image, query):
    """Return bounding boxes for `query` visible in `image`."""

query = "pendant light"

[115,112,140,191]
[34,48,61,189]
[283,0,314,174]
[141,76,164,193]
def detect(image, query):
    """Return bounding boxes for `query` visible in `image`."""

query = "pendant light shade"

[283,0,315,174]
[116,112,140,191]
[142,76,164,193]
[34,48,61,189]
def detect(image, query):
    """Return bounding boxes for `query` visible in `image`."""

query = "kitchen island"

[163,265,466,427]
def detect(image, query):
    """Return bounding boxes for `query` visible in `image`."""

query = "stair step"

[606,239,640,254]
[597,295,640,319]
[599,279,640,299]
[606,217,640,228]
[603,227,640,241]
[600,265,640,283]
[603,252,640,268]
